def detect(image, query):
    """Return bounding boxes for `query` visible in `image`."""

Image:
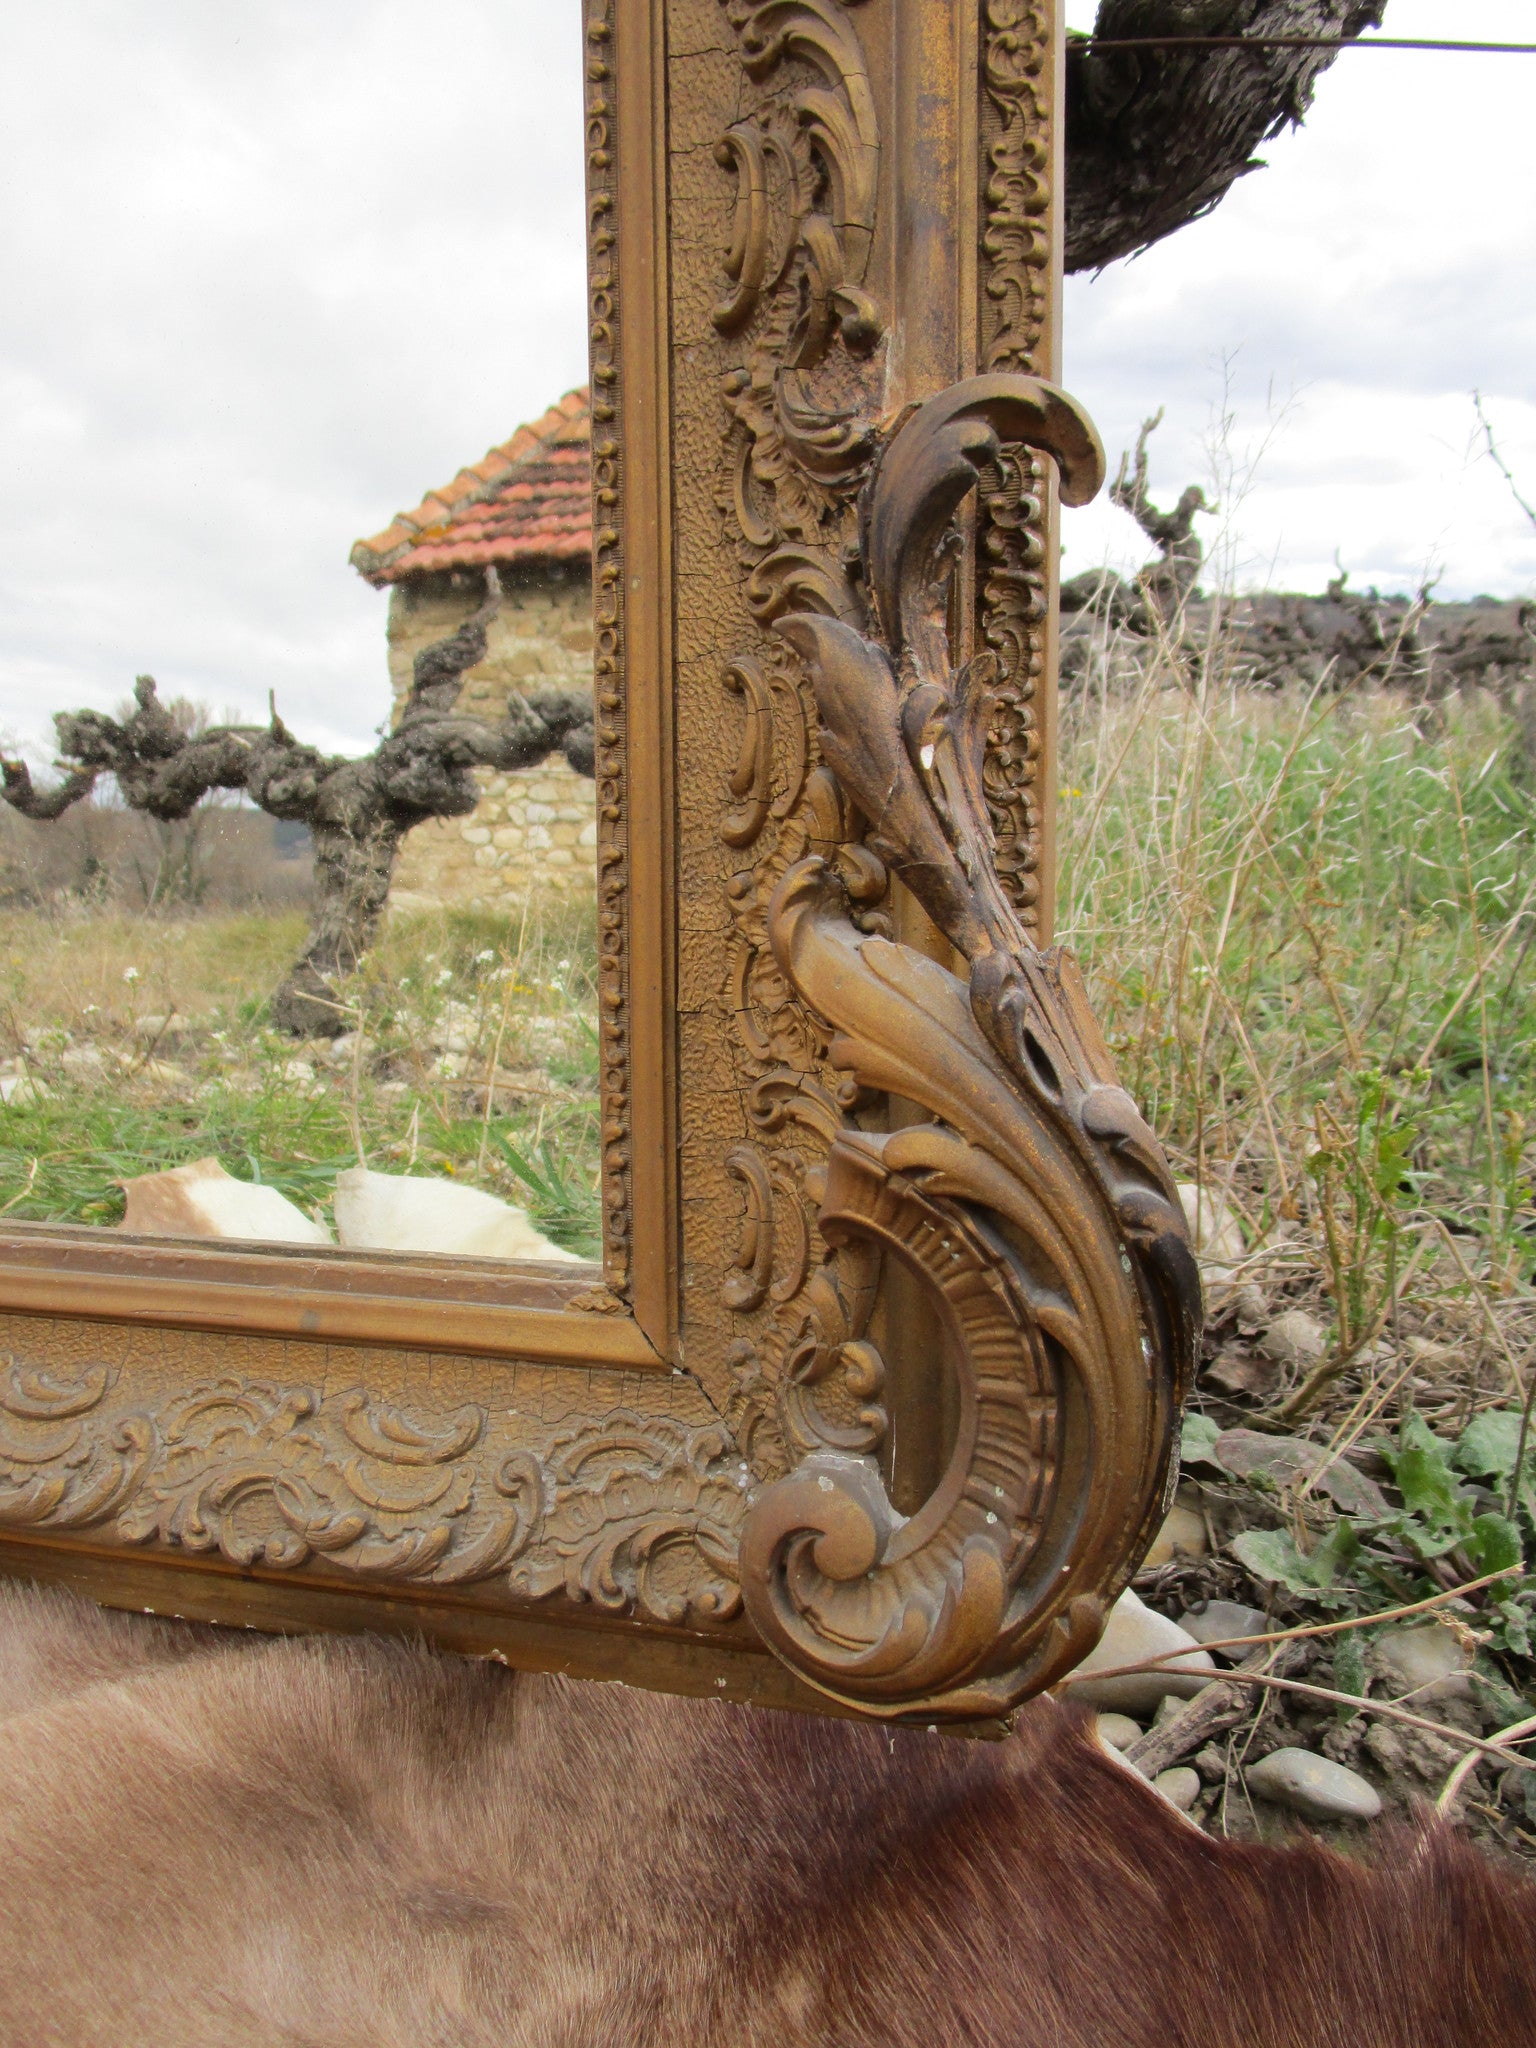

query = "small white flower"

[435,968,453,986]
[475,949,494,964]
[122,967,139,983]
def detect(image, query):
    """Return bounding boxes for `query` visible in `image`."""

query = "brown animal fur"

[0,1580,1527,2046]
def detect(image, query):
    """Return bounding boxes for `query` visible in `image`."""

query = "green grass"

[1060,670,1536,1396]
[1061,653,1536,1828]
[0,894,602,1257]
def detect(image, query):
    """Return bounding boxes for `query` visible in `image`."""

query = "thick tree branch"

[1066,1,1386,273]
[1110,408,1209,616]
[1,569,596,1035]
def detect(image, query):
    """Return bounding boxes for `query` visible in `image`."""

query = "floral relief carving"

[711,0,896,1503]
[981,0,1053,379]
[0,1360,151,1531]
[714,0,885,628]
[977,0,1056,926]
[722,1144,777,1313]
[0,1355,748,1620]
[112,1381,537,1582]
[724,1220,883,1484]
[585,0,634,1292]
[976,444,1050,921]
[508,1414,747,1626]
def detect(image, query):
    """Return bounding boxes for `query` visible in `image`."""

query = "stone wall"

[384,564,597,911]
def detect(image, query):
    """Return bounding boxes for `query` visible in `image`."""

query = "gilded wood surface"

[0,2,1195,1726]
[977,0,1056,926]
[674,0,892,1461]
[586,0,637,1296]
[741,376,1200,1716]
[677,0,1196,1718]
[0,1317,747,1622]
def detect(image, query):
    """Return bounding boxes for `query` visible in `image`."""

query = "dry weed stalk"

[1059,589,1535,1431]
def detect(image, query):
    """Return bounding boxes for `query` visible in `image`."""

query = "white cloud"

[0,3,1532,768]
[1060,0,1536,598]
[0,2,587,759]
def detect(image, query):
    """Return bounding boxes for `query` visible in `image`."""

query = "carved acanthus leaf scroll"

[715,0,884,631]
[0,1355,747,1621]
[508,1414,745,1626]
[0,1360,151,1531]
[738,376,1202,1721]
[113,1380,539,1582]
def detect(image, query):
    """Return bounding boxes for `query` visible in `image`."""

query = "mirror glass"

[0,6,600,1262]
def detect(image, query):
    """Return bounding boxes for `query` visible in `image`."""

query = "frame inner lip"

[0,1222,660,1369]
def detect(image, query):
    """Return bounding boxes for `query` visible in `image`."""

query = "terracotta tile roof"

[350,387,593,585]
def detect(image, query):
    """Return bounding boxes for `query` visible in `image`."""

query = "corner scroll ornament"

[738,377,1203,1721]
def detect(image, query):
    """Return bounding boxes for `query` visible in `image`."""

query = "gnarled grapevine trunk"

[1,574,596,1036]
[1065,2,1386,272]
[271,822,405,1036]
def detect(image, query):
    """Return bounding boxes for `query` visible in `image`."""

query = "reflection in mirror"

[0,8,598,1262]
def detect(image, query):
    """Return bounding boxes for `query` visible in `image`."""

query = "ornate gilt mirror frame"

[0,0,1198,1726]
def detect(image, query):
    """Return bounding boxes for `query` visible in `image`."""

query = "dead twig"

[1269,1233,1430,1421]
[1080,1663,1536,1777]
[1123,1641,1307,1779]
[1474,391,1536,534]
[1438,1710,1536,1817]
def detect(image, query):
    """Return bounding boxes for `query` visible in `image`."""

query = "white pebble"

[1370,1625,1473,1705]
[1259,1309,1326,1369]
[1062,1589,1215,1714]
[1141,1504,1208,1571]
[1179,1600,1269,1657]
[1094,1713,1143,1753]
[1246,1748,1381,1822]
[1153,1767,1201,1812]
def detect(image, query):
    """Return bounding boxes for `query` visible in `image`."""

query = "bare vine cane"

[738,376,1202,1722]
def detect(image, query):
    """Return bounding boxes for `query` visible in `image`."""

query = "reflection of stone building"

[351,388,596,910]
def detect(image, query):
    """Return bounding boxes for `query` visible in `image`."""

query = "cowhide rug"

[0,1579,1526,2046]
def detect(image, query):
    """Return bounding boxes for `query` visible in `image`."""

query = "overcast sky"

[1060,0,1536,599]
[1,2,1532,763]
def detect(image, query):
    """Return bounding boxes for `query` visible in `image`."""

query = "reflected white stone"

[118,1158,332,1245]
[0,1076,49,1106]
[332,1167,581,1263]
